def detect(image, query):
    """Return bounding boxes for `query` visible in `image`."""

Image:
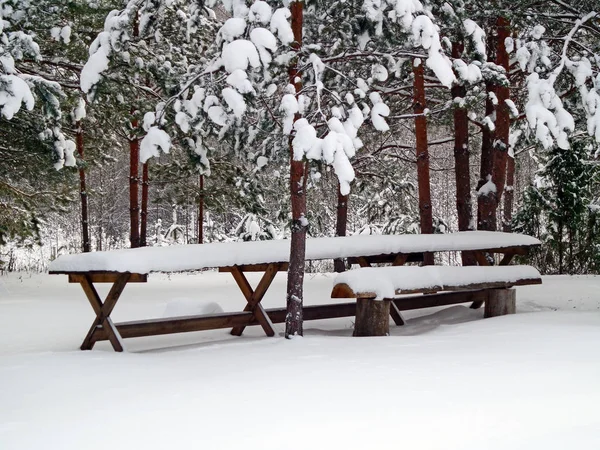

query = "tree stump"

[484,288,516,318]
[354,298,390,336]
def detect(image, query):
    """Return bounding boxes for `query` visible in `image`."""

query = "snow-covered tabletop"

[333,265,542,299]
[48,231,541,275]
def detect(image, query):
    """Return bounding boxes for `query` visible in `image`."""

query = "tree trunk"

[484,288,516,318]
[139,162,149,247]
[503,155,515,232]
[334,181,348,273]
[492,16,511,208]
[477,80,497,231]
[129,118,140,248]
[285,0,306,338]
[198,174,204,244]
[76,121,90,253]
[413,59,434,265]
[129,15,141,249]
[354,298,390,337]
[451,42,476,266]
[558,209,564,274]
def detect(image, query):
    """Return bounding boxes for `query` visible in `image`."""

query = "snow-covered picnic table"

[49,231,541,351]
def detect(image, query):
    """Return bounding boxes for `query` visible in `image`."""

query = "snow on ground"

[1,272,599,449]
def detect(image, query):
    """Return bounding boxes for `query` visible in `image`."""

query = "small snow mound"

[163,299,224,318]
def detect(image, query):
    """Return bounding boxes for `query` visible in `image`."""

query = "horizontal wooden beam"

[332,277,541,299]
[392,290,488,311]
[62,272,147,283]
[92,291,492,344]
[347,252,423,266]
[92,311,256,341]
[218,263,288,273]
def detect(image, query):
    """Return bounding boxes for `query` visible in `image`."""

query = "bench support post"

[229,263,278,337]
[484,288,516,318]
[78,273,130,352]
[354,298,390,337]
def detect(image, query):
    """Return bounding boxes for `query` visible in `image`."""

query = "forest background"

[1,0,599,283]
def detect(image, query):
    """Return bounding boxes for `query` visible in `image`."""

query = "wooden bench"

[331,265,543,336]
[49,231,541,351]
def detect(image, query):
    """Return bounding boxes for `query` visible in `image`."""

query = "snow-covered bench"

[331,265,543,336]
[49,231,541,351]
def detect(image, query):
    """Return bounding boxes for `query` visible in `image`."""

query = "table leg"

[230,264,278,337]
[79,273,130,351]
[499,252,515,266]
[389,302,405,326]
[470,250,491,309]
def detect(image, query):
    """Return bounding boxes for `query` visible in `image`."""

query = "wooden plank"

[60,272,147,283]
[93,311,256,341]
[348,253,423,266]
[480,245,537,255]
[265,303,357,323]
[219,263,288,273]
[332,277,541,300]
[95,304,358,342]
[93,291,490,343]
[392,290,489,311]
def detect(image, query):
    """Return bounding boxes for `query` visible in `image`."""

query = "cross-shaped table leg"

[229,264,279,337]
[79,273,130,351]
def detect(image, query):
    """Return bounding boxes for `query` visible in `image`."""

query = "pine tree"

[514,141,599,274]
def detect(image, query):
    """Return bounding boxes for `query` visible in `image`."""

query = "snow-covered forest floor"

[1,272,599,449]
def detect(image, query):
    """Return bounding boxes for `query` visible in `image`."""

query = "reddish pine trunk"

[129,15,141,249]
[76,121,90,253]
[492,16,511,208]
[478,17,511,232]
[129,118,140,248]
[198,174,204,244]
[140,162,149,246]
[503,156,515,232]
[451,42,476,266]
[334,181,348,273]
[285,0,306,338]
[413,59,434,265]
[477,81,497,231]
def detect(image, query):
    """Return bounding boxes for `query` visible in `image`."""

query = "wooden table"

[49,232,540,351]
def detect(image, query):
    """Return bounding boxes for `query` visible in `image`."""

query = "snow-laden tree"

[0,0,90,245]
[80,0,218,248]
[514,141,599,274]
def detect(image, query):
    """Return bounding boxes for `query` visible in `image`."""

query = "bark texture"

[413,60,434,265]
[334,181,348,273]
[503,155,515,232]
[76,121,90,253]
[129,118,140,248]
[198,174,204,244]
[354,298,390,337]
[484,288,516,318]
[451,41,476,266]
[492,16,511,209]
[478,17,511,232]
[140,162,149,247]
[285,0,306,338]
[477,81,497,231]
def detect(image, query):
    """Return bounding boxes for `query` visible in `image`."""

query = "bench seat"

[331,265,542,336]
[332,265,542,299]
